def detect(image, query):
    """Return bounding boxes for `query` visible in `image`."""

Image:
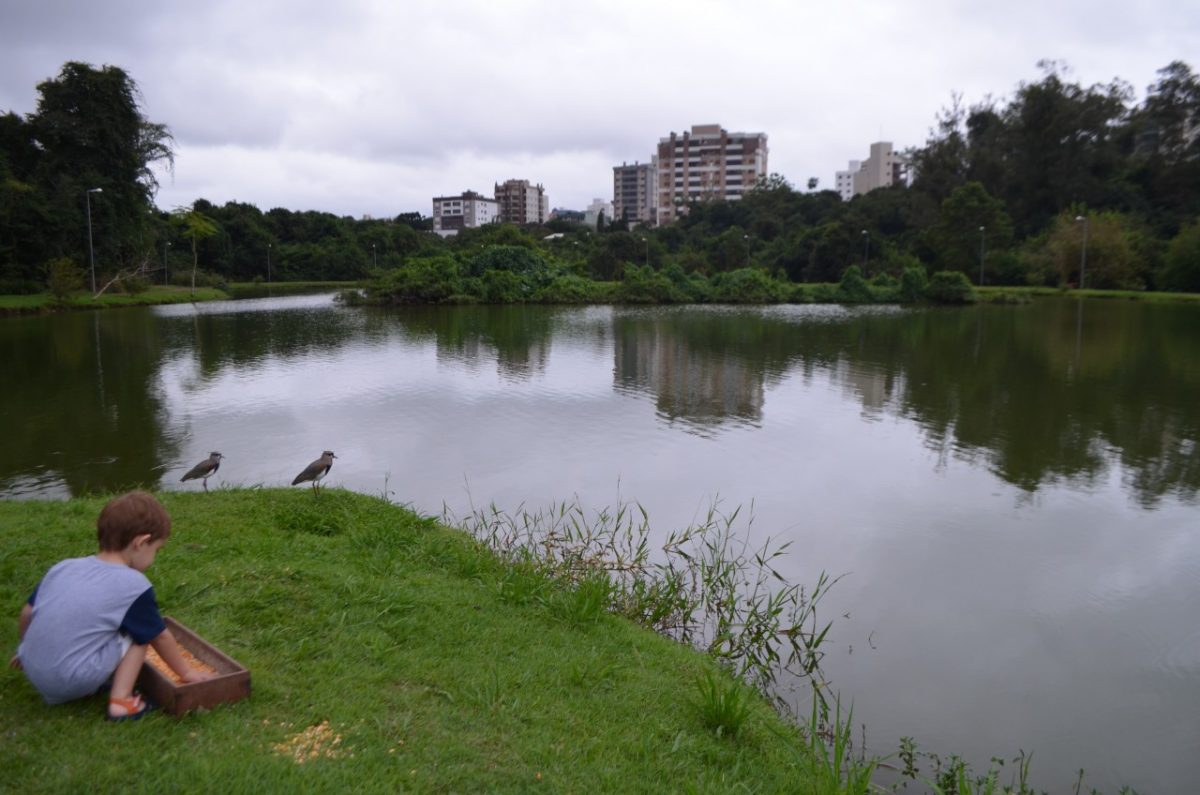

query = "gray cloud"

[3,0,1198,216]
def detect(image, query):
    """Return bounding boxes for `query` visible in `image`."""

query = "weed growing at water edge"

[693,670,754,739]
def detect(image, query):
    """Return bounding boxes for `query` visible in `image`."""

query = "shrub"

[710,268,787,303]
[369,255,462,304]
[534,275,600,303]
[808,283,841,303]
[837,265,874,303]
[45,257,84,300]
[1160,220,1200,293]
[171,269,228,291]
[481,268,528,303]
[0,278,43,295]
[467,245,553,288]
[869,272,901,302]
[616,264,684,303]
[899,266,928,302]
[121,275,151,295]
[662,263,712,302]
[925,270,975,303]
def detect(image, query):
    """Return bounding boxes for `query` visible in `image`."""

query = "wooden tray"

[136,617,251,715]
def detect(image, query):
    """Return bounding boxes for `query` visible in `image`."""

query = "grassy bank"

[975,285,1200,304]
[1,489,827,793]
[0,286,230,316]
[226,280,361,298]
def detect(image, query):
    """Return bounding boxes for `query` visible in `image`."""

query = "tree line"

[2,59,1198,298]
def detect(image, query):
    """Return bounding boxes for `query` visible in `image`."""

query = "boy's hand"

[8,653,22,670]
[181,669,217,684]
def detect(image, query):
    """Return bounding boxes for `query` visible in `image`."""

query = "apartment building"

[837,142,908,200]
[431,190,499,237]
[494,179,549,225]
[584,198,615,228]
[654,124,768,225]
[612,161,656,227]
[835,160,860,202]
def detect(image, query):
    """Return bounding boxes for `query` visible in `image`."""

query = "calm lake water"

[3,294,1198,792]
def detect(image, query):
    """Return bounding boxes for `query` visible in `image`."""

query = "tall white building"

[612,161,656,227]
[654,124,768,225]
[432,190,499,237]
[835,160,860,202]
[837,142,908,200]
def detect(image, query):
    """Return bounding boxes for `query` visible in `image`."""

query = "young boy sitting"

[9,490,214,720]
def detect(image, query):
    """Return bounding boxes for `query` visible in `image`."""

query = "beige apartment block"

[612,161,656,227]
[839,142,908,200]
[654,124,768,225]
[494,179,548,225]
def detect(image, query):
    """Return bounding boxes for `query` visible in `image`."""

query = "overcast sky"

[2,0,1197,219]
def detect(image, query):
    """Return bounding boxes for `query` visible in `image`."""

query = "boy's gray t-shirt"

[19,556,163,704]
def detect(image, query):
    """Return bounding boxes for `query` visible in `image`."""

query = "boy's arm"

[150,628,216,683]
[9,603,33,669]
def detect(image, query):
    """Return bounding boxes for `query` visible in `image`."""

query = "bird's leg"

[203,478,209,493]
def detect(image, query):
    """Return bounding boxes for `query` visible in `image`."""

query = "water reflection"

[2,297,1198,507]
[0,310,177,496]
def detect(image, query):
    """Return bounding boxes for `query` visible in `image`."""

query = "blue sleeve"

[27,583,39,605]
[120,587,166,645]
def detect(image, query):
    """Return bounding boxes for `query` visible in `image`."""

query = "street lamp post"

[86,188,102,295]
[267,243,272,283]
[640,237,649,267]
[372,243,377,269]
[861,229,869,276]
[1074,215,1089,290]
[744,234,750,267]
[978,226,986,286]
[163,240,171,285]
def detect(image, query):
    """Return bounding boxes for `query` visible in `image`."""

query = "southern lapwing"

[180,452,223,492]
[292,451,336,492]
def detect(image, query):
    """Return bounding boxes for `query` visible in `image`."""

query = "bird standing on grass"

[180,452,223,492]
[292,451,336,493]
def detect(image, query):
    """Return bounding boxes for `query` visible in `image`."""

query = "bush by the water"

[45,257,84,301]
[925,270,976,303]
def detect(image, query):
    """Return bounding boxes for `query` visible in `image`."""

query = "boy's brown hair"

[96,490,172,551]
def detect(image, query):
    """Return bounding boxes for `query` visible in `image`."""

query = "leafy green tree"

[1160,220,1200,292]
[27,62,173,271]
[910,95,970,205]
[44,257,83,301]
[172,205,219,295]
[1042,211,1149,289]
[925,182,1014,282]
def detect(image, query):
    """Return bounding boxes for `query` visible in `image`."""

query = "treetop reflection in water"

[0,297,1197,508]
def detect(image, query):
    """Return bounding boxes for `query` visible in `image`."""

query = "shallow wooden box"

[136,617,251,715]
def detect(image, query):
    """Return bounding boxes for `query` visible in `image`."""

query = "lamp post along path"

[86,188,102,295]
[1075,215,1089,290]
[978,226,986,286]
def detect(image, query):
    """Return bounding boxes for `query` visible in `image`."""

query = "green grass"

[1,489,824,793]
[975,285,1200,303]
[0,286,229,315]
[226,281,360,298]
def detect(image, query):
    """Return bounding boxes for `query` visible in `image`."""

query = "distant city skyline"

[1,0,1196,218]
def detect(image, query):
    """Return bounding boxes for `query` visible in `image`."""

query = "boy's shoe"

[106,692,156,722]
